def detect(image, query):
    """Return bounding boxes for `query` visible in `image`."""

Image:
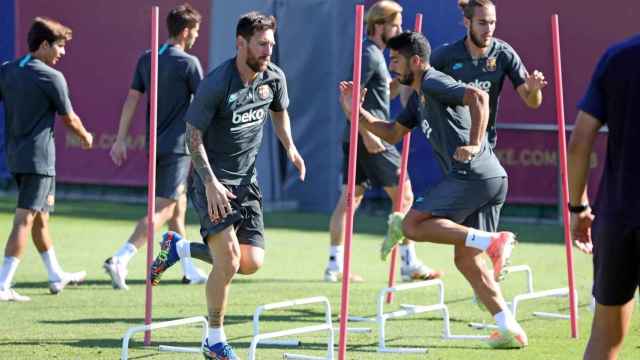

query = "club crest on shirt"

[257,84,272,100]
[485,57,497,72]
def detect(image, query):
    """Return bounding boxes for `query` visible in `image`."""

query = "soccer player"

[0,17,93,301]
[430,0,547,148]
[326,0,441,283]
[340,31,527,348]
[568,34,640,360]
[180,12,304,358]
[104,4,207,290]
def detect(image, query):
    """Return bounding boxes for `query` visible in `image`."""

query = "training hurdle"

[372,279,489,354]
[121,316,208,359]
[249,296,334,360]
[469,265,572,330]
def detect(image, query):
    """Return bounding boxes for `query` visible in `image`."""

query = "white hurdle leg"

[376,279,488,354]
[470,264,572,326]
[121,316,207,360]
[249,296,334,360]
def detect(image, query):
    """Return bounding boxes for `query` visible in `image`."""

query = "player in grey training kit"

[327,0,441,284]
[104,4,207,290]
[0,17,93,302]
[340,31,527,348]
[182,12,305,359]
[431,0,547,148]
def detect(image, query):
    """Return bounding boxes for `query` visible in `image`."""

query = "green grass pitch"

[0,197,638,359]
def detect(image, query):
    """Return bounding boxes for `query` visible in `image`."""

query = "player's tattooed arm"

[186,123,215,184]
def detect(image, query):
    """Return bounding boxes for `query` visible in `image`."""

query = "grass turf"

[0,197,639,359]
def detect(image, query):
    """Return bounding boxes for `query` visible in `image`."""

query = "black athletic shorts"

[592,218,640,305]
[188,173,265,249]
[413,175,508,232]
[14,173,55,212]
[341,141,400,188]
[156,154,190,200]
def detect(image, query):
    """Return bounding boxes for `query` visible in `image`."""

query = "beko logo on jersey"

[232,108,267,124]
[459,79,492,91]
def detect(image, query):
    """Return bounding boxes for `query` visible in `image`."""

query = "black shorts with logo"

[188,172,265,249]
[592,218,640,305]
[341,141,401,188]
[14,173,55,212]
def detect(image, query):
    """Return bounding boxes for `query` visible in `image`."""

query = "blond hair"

[365,1,403,36]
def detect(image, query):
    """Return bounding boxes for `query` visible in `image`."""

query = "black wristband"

[568,203,589,213]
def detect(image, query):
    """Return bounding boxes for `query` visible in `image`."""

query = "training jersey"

[185,58,289,185]
[131,44,203,155]
[578,34,640,225]
[344,38,393,149]
[431,37,527,147]
[0,55,73,176]
[396,67,506,180]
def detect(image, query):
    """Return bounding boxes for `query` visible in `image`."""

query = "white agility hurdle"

[249,296,334,360]
[121,316,208,360]
[375,279,488,354]
[469,265,572,330]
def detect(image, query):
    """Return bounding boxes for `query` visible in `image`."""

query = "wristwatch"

[568,203,589,213]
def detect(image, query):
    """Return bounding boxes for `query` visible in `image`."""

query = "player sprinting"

[104,4,207,290]
[326,0,442,284]
[340,31,527,348]
[0,17,93,301]
[153,12,305,359]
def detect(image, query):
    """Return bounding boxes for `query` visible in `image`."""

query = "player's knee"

[215,249,241,279]
[13,210,36,228]
[239,256,263,275]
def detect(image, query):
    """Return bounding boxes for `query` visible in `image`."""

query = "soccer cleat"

[381,212,406,261]
[103,257,128,290]
[323,268,364,283]
[149,231,182,286]
[202,339,240,360]
[0,288,31,302]
[400,261,444,282]
[182,267,208,285]
[49,270,87,294]
[486,232,517,282]
[487,326,528,349]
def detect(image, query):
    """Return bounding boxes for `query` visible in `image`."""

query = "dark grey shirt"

[431,38,527,147]
[0,55,73,176]
[132,44,203,155]
[185,58,289,185]
[344,38,393,149]
[396,68,506,180]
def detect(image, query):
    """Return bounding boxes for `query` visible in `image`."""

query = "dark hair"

[236,11,277,41]
[27,17,72,52]
[387,31,431,63]
[458,0,495,19]
[167,3,202,38]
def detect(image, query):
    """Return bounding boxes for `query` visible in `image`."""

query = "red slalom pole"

[386,13,423,304]
[338,5,364,360]
[143,6,159,346]
[551,14,579,339]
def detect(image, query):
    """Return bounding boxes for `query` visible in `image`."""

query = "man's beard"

[398,71,414,86]
[246,50,269,72]
[469,27,490,48]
